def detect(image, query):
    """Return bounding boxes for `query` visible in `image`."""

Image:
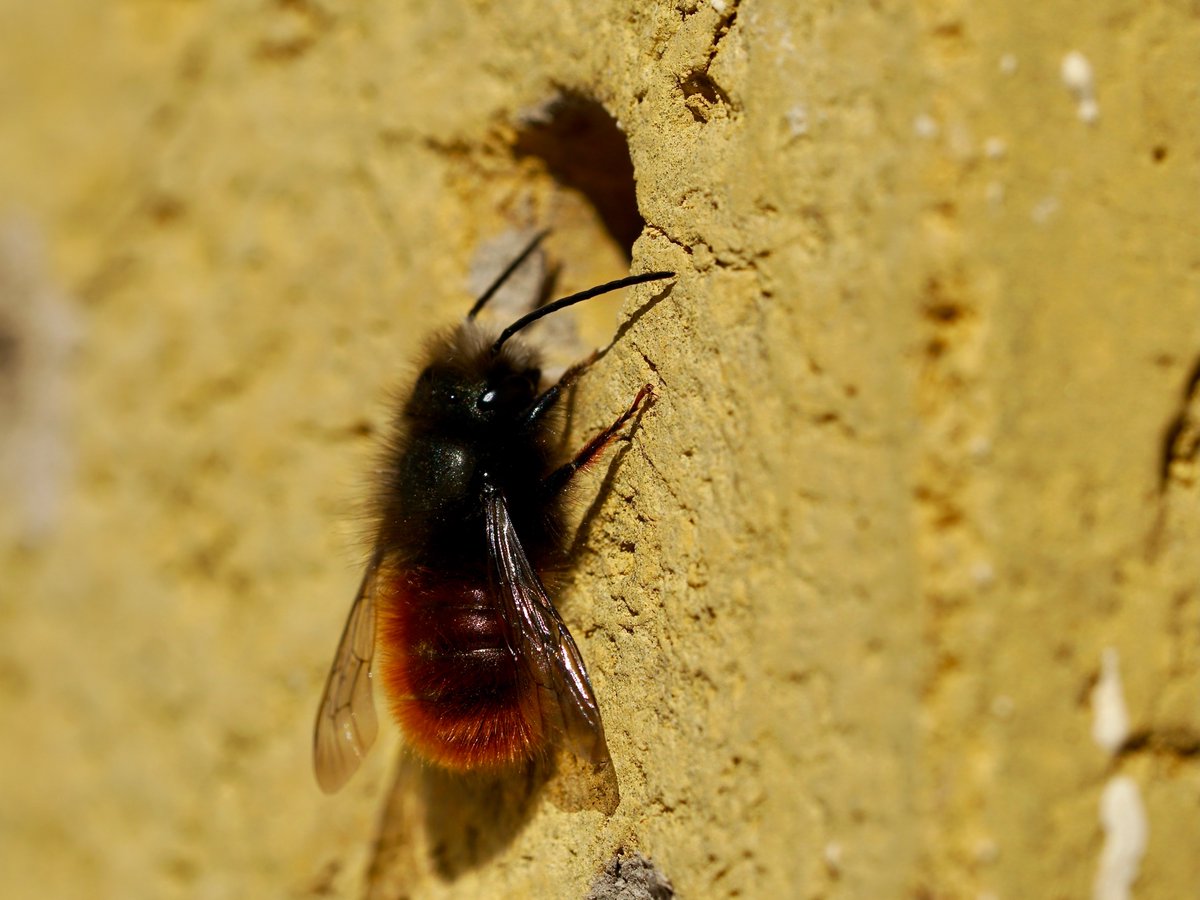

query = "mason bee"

[314,232,673,792]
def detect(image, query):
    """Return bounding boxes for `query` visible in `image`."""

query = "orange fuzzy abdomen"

[376,569,544,769]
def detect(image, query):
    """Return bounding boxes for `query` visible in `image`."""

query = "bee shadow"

[364,754,545,888]
[566,404,654,562]
[550,280,671,460]
[366,750,614,889]
[589,282,674,369]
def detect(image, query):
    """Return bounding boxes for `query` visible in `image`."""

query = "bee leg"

[520,352,599,429]
[542,383,654,496]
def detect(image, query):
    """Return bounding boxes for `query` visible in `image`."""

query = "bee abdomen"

[376,569,543,768]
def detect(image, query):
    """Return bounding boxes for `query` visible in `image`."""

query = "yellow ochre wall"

[1,1,1198,897]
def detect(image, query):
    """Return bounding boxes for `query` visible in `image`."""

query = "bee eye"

[478,374,537,413]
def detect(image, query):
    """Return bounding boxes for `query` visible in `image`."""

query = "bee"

[313,231,674,792]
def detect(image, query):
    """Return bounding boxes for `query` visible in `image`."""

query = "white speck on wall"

[1091,647,1129,754]
[970,560,995,587]
[1032,195,1060,224]
[1094,776,1147,900]
[913,113,939,139]
[786,104,809,137]
[822,841,842,872]
[711,0,727,11]
[985,181,1005,207]
[999,53,1018,75]
[983,137,1007,159]
[1061,50,1100,124]
[974,837,999,864]
[968,434,993,460]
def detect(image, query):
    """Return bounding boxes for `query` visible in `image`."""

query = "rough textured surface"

[1,1,1199,897]
[585,852,674,899]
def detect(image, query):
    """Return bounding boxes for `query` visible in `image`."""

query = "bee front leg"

[542,383,655,497]
[520,352,599,430]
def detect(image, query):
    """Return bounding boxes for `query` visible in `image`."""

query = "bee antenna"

[491,271,676,355]
[466,230,551,320]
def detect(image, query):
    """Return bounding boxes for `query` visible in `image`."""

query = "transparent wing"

[483,486,611,768]
[313,549,383,793]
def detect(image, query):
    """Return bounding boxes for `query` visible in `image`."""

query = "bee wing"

[484,487,612,768]
[313,549,383,793]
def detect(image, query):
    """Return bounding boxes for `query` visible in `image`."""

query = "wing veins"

[484,487,609,766]
[313,548,383,793]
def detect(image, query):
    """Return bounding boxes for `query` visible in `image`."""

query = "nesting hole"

[513,95,644,258]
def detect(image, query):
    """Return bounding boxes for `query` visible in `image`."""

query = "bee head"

[404,323,541,427]
[401,230,672,430]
